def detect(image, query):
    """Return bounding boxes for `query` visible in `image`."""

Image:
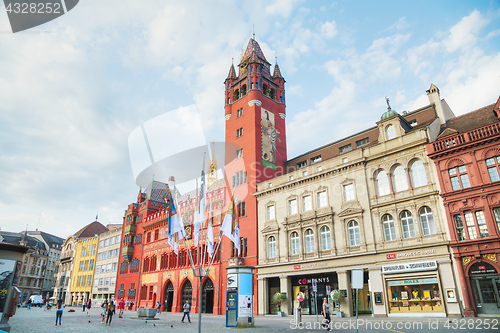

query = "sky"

[0,0,499,238]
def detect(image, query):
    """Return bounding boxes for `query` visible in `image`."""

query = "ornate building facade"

[255,85,462,317]
[427,94,500,316]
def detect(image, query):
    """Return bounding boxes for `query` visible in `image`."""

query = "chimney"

[426,83,448,125]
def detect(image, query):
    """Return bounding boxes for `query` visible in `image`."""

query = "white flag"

[207,217,214,258]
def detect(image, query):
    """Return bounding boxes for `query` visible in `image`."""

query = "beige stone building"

[92,225,122,302]
[256,86,462,317]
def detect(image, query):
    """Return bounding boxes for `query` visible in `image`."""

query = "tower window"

[236,128,243,138]
[236,108,243,117]
[270,89,276,100]
[236,148,243,159]
[263,84,268,96]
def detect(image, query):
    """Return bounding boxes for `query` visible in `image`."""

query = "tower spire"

[207,140,218,187]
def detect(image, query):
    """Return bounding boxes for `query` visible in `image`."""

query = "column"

[455,257,475,317]
[438,260,461,317]
[368,268,386,317]
[337,270,353,317]
[279,275,292,315]
[257,278,268,315]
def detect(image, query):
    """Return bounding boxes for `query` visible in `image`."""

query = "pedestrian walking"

[86,298,92,316]
[27,299,31,309]
[101,299,108,323]
[82,299,86,312]
[322,298,331,331]
[181,300,191,323]
[113,298,117,315]
[55,300,64,326]
[156,301,161,314]
[126,300,129,311]
[118,299,125,318]
[105,302,115,325]
[129,301,134,311]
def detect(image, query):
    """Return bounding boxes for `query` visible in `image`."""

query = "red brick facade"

[427,96,500,316]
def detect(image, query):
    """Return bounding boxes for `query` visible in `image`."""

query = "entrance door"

[182,280,193,309]
[202,279,214,313]
[471,277,500,314]
[164,282,174,312]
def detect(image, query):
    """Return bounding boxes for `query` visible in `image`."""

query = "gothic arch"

[464,258,500,278]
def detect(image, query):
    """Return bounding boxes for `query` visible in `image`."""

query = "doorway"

[202,279,214,313]
[182,280,193,309]
[469,262,500,315]
[164,282,174,312]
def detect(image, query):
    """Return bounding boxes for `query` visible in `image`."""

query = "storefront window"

[387,277,442,313]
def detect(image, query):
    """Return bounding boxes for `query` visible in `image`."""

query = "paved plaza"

[7,306,500,332]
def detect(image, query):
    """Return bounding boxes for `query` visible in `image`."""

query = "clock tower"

[222,36,287,315]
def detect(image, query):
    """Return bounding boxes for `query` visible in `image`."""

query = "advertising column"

[226,266,254,328]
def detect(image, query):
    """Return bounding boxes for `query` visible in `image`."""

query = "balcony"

[429,121,500,155]
[124,224,136,235]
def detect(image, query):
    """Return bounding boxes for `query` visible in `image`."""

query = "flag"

[221,197,241,256]
[194,170,206,246]
[168,200,184,254]
[221,197,235,243]
[232,199,241,256]
[207,216,214,258]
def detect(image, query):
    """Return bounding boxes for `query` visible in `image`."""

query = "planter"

[137,308,157,318]
[277,311,286,317]
[336,311,344,318]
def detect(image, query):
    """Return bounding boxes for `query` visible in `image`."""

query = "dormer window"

[310,156,322,164]
[339,144,352,154]
[386,125,396,140]
[296,161,307,169]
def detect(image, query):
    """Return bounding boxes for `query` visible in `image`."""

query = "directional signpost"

[351,269,364,333]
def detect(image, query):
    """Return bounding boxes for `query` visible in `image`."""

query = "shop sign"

[382,260,437,274]
[297,276,330,285]
[387,277,438,286]
[386,249,436,260]
[293,262,327,270]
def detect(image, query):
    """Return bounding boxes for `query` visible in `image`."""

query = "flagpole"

[197,152,206,333]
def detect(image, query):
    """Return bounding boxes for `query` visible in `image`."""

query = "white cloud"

[321,21,338,39]
[444,9,487,53]
[265,0,302,18]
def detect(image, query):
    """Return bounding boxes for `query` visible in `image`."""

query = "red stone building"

[115,37,287,315]
[427,95,500,316]
[223,37,288,315]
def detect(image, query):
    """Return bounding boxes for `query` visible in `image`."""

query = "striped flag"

[221,197,240,256]
[207,216,214,258]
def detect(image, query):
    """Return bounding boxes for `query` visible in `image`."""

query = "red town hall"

[115,37,288,314]
[427,95,500,316]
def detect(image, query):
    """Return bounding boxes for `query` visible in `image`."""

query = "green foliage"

[331,290,345,304]
[272,293,287,311]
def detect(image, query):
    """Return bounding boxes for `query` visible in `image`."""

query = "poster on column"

[238,295,253,317]
[0,259,16,318]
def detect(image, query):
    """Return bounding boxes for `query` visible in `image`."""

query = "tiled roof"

[273,63,283,79]
[439,103,497,135]
[0,231,47,251]
[227,64,237,80]
[73,221,109,239]
[242,38,268,64]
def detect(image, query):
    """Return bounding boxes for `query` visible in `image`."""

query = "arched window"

[268,236,276,258]
[411,160,427,187]
[386,125,396,140]
[382,214,396,241]
[290,232,300,255]
[401,210,415,239]
[376,171,390,196]
[305,229,314,253]
[419,206,436,236]
[392,165,408,192]
[233,89,240,101]
[348,221,360,246]
[320,226,331,250]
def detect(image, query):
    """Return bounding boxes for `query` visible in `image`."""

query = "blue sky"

[0,0,499,237]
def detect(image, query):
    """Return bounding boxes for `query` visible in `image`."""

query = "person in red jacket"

[118,299,125,318]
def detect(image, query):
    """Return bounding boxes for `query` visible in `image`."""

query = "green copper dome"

[381,108,398,120]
